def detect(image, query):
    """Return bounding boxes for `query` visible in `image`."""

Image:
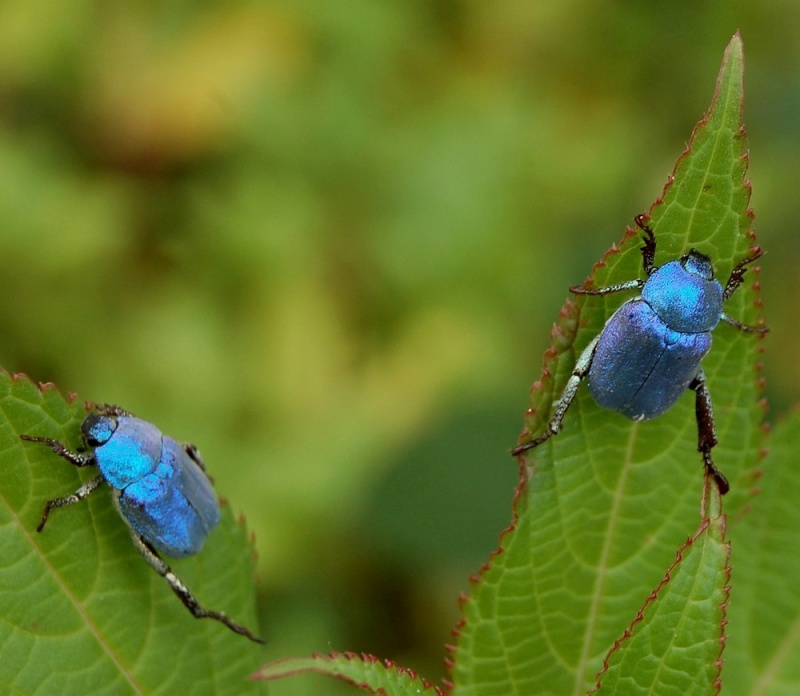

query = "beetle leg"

[36,474,105,532]
[128,530,265,644]
[634,214,657,275]
[722,247,763,301]
[688,371,729,495]
[184,442,215,484]
[94,403,132,417]
[570,278,644,296]
[718,247,768,333]
[719,312,768,334]
[183,443,210,474]
[571,215,656,295]
[21,435,96,467]
[513,335,599,455]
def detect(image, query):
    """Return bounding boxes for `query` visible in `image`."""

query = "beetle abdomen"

[587,299,711,420]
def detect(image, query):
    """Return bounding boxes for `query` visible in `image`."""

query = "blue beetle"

[21,404,264,643]
[512,216,767,493]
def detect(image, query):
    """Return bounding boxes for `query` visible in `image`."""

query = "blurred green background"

[1,3,796,694]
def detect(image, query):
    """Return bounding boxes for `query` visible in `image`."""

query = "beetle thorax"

[641,252,723,333]
[92,416,164,489]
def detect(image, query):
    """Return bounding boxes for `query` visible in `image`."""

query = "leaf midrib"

[6,472,145,695]
[571,422,640,694]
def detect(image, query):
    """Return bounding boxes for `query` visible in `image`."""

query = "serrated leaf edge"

[589,516,732,694]
[253,651,445,694]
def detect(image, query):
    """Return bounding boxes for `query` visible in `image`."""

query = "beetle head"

[82,412,119,447]
[681,250,715,281]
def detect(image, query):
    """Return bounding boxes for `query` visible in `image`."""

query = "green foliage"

[592,514,729,694]
[259,33,781,696]
[257,653,444,695]
[1,8,795,696]
[2,9,798,693]
[450,33,763,696]
[724,411,800,692]
[0,372,264,695]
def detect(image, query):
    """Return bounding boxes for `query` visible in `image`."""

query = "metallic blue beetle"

[21,404,264,643]
[513,216,767,493]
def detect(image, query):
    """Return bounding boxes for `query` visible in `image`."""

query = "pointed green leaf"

[255,652,445,694]
[450,33,765,695]
[0,371,265,695]
[592,510,729,693]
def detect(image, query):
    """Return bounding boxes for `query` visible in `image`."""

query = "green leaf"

[592,513,729,693]
[255,652,445,694]
[0,371,265,695]
[722,410,800,692]
[449,33,765,695]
